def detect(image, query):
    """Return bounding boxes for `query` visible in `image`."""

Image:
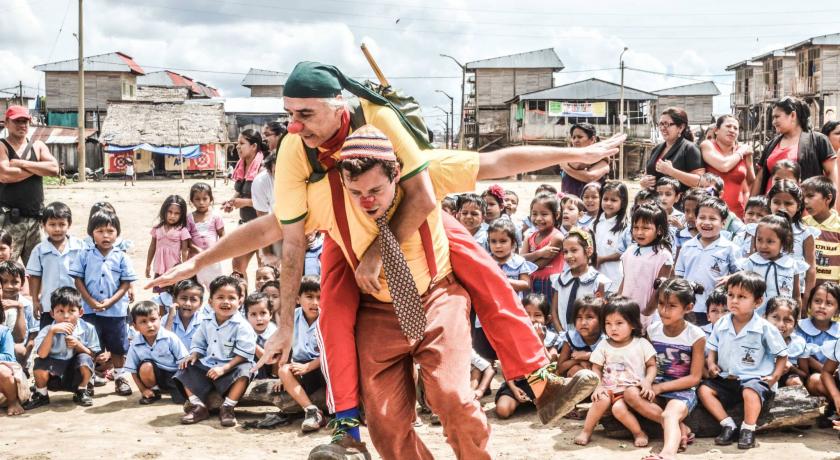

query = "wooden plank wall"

[250,85,284,97]
[45,72,135,111]
[475,68,553,107]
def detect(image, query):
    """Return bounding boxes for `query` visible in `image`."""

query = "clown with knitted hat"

[150,60,625,460]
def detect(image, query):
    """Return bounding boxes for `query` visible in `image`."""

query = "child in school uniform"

[698,272,788,450]
[23,287,100,409]
[523,193,565,302]
[560,195,586,236]
[0,307,30,415]
[276,276,327,433]
[304,231,324,277]
[675,197,740,326]
[163,279,211,349]
[175,275,256,427]
[556,296,604,379]
[702,287,728,337]
[656,176,686,241]
[550,229,609,333]
[593,180,630,292]
[26,202,84,329]
[579,182,600,231]
[0,261,38,367]
[764,297,809,387]
[796,282,840,414]
[244,292,277,379]
[732,196,770,258]
[125,301,189,405]
[470,351,496,400]
[70,210,138,397]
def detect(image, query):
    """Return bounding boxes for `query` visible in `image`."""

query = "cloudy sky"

[2,0,839,133]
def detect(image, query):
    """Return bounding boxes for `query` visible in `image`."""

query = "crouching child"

[126,301,189,405]
[24,287,100,409]
[174,275,256,427]
[0,308,30,415]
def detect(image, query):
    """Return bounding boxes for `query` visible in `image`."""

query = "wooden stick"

[360,43,390,87]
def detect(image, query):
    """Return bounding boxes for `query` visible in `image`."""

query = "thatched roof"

[99,101,227,146]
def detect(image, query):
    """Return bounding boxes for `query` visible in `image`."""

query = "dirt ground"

[3,177,840,460]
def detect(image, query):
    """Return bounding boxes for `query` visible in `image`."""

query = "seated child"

[126,301,189,404]
[556,296,604,378]
[701,287,728,337]
[698,271,788,450]
[276,276,327,433]
[738,214,804,312]
[494,293,566,419]
[819,338,840,428]
[0,308,30,415]
[175,275,256,427]
[575,296,656,447]
[470,351,495,400]
[24,287,100,409]
[305,231,324,277]
[796,282,840,412]
[254,265,279,292]
[163,279,210,348]
[627,278,706,459]
[244,292,277,379]
[764,297,808,387]
[801,175,840,287]
[0,261,38,366]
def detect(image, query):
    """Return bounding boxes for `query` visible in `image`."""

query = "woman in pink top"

[146,195,191,288]
[700,115,754,219]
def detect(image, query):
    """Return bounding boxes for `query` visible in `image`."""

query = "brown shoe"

[535,369,599,425]
[180,404,210,424]
[219,405,237,427]
[308,434,371,460]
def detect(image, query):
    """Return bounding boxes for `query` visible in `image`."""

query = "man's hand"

[146,258,198,290]
[254,327,292,373]
[356,240,383,294]
[583,133,625,161]
[33,301,42,320]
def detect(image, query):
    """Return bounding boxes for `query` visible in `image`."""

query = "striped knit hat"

[339,124,398,162]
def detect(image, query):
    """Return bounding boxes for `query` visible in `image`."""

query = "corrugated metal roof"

[34,51,145,74]
[513,78,657,102]
[752,49,795,61]
[186,97,287,115]
[241,68,288,87]
[725,60,762,71]
[787,33,840,51]
[653,81,720,97]
[466,48,564,70]
[29,126,96,145]
[137,71,184,87]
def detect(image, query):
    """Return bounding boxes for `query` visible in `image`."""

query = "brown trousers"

[356,276,491,460]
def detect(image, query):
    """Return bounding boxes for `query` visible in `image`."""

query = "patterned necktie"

[376,214,426,341]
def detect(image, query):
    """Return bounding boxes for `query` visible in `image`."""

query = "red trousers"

[317,212,548,412]
[357,276,490,460]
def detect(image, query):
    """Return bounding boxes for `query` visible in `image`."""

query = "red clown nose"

[361,196,376,209]
[288,121,304,134]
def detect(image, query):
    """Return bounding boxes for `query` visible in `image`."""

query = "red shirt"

[706,141,748,219]
[765,143,799,192]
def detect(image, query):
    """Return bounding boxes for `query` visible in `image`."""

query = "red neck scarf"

[318,109,350,168]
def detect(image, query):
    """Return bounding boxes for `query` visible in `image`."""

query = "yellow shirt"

[271,99,479,302]
[804,210,840,284]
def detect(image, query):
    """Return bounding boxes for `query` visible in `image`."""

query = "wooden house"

[787,33,840,129]
[507,78,657,176]
[753,49,796,103]
[34,51,146,129]
[98,101,227,176]
[652,81,720,126]
[242,68,287,97]
[726,59,763,141]
[464,48,563,150]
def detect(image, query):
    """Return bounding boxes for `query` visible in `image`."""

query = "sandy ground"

[3,177,840,460]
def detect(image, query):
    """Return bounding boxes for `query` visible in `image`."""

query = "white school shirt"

[550,265,610,331]
[737,253,806,315]
[675,236,740,314]
[594,214,626,292]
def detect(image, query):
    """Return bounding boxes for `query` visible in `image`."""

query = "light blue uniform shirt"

[819,339,840,364]
[707,312,788,384]
[125,327,189,373]
[25,236,84,313]
[152,292,174,317]
[738,253,805,315]
[163,304,213,349]
[578,213,595,231]
[292,308,320,363]
[190,313,257,367]
[0,325,14,362]
[33,318,101,360]
[255,321,278,348]
[304,235,323,277]
[675,236,740,314]
[69,246,138,316]
[3,296,38,338]
[796,318,840,363]
[474,222,489,251]
[787,333,809,366]
[499,254,537,300]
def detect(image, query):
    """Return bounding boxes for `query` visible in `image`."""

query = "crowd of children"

[3,167,840,458]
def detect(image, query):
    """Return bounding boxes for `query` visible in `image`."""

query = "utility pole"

[18,81,23,106]
[618,47,628,181]
[434,106,450,147]
[440,54,466,148]
[435,90,455,149]
[178,119,185,182]
[77,0,86,182]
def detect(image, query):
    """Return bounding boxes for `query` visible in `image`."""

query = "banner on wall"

[547,101,607,118]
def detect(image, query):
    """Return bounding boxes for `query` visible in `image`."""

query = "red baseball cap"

[4,105,31,121]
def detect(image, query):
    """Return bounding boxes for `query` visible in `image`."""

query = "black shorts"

[138,360,184,403]
[174,361,252,402]
[34,354,95,392]
[495,378,535,405]
[700,376,774,406]
[83,314,129,355]
[297,365,326,396]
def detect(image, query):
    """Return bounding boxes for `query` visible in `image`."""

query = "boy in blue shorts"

[26,201,83,329]
[126,301,189,405]
[175,275,256,427]
[70,210,138,397]
[23,287,100,409]
[0,261,38,366]
[698,271,788,449]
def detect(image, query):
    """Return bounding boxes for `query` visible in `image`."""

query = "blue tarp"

[105,144,201,158]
